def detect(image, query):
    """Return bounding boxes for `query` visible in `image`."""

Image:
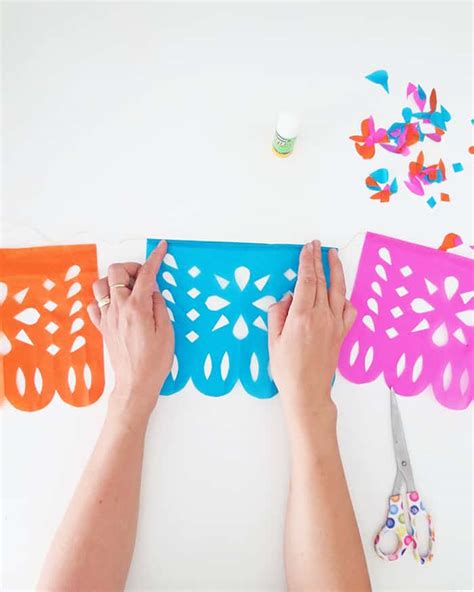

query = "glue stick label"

[272,131,297,156]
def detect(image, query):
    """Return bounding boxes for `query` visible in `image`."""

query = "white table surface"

[1,2,472,590]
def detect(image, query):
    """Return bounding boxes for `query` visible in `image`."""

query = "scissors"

[374,388,435,564]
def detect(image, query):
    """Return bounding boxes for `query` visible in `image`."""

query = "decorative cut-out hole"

[43,300,58,313]
[164,253,178,269]
[67,282,81,298]
[386,328,398,339]
[378,247,392,265]
[14,308,40,325]
[14,288,29,304]
[84,363,92,389]
[233,315,249,340]
[424,279,438,295]
[367,298,378,314]
[250,353,259,381]
[162,289,175,304]
[45,321,59,334]
[34,368,43,394]
[188,266,200,278]
[186,331,199,343]
[371,281,382,297]
[375,264,387,281]
[442,363,452,390]
[204,354,212,379]
[412,319,430,332]
[253,316,267,331]
[411,298,434,314]
[65,265,81,281]
[212,314,229,331]
[171,355,179,379]
[444,276,459,300]
[364,346,374,371]
[390,306,403,318]
[16,368,26,396]
[349,341,359,366]
[456,310,474,326]
[453,328,467,344]
[167,307,175,322]
[432,323,448,346]
[396,286,408,297]
[68,367,76,392]
[69,300,82,315]
[71,318,84,334]
[47,344,60,356]
[460,291,474,304]
[460,369,469,395]
[284,268,297,281]
[400,265,413,277]
[362,315,375,332]
[221,352,230,380]
[71,336,86,352]
[15,329,33,345]
[162,271,177,287]
[235,266,250,291]
[254,275,270,291]
[43,279,55,290]
[252,295,276,312]
[396,353,406,377]
[0,331,12,354]
[186,309,200,321]
[206,295,230,311]
[412,356,423,382]
[0,282,7,305]
[215,275,229,289]
[187,287,201,299]
[212,315,229,331]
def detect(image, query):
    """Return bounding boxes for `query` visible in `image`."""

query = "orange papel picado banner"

[0,244,104,411]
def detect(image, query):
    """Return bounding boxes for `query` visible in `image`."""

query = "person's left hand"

[87,241,174,421]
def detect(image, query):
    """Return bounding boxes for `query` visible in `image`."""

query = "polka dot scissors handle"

[374,389,435,564]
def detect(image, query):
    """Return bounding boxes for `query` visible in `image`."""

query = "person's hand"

[87,241,174,421]
[268,240,357,433]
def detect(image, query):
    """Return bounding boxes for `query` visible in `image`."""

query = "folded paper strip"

[338,233,473,410]
[147,239,330,398]
[0,245,104,411]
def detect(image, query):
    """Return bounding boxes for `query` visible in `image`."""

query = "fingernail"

[306,242,313,252]
[313,239,321,249]
[332,248,338,258]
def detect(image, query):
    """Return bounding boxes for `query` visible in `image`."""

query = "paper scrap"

[438,233,463,251]
[365,168,398,202]
[365,70,389,93]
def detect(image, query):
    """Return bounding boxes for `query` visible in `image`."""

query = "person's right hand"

[268,240,357,432]
[87,240,174,421]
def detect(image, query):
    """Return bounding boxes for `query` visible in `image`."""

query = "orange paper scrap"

[0,245,104,411]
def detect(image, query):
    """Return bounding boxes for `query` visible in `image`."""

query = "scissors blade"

[390,389,416,493]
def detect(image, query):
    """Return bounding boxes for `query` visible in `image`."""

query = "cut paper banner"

[147,239,330,398]
[338,233,474,410]
[0,245,104,411]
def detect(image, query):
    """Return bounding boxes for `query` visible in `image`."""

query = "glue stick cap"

[275,111,301,140]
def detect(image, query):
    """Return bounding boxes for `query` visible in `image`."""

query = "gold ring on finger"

[109,283,131,290]
[97,295,111,309]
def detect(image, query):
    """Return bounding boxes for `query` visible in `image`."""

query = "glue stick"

[272,111,301,157]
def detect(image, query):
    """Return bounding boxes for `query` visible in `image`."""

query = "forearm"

[38,392,150,592]
[285,400,370,592]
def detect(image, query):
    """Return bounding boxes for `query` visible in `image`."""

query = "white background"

[1,2,473,590]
